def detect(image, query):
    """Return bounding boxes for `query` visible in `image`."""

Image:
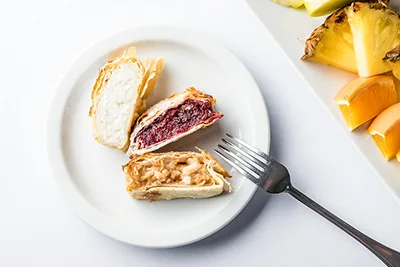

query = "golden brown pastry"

[89,46,164,151]
[127,87,223,156]
[123,148,232,201]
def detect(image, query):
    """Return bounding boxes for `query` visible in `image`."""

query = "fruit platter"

[247,0,400,199]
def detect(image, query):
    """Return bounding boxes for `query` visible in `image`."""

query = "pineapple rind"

[301,7,358,73]
[384,44,400,80]
[384,44,400,62]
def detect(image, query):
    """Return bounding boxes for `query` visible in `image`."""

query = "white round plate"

[46,26,270,248]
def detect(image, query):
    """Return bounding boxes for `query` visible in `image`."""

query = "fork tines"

[214,133,270,186]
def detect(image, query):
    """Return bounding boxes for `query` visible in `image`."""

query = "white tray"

[246,0,400,202]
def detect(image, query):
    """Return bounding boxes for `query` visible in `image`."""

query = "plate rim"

[46,25,271,248]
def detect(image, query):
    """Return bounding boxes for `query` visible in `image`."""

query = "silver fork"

[215,133,400,267]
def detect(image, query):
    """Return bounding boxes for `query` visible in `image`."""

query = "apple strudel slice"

[123,148,232,201]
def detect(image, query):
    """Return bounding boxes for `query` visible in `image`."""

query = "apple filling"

[133,99,222,149]
[125,154,216,191]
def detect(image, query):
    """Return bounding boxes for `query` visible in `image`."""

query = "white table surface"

[2,0,400,266]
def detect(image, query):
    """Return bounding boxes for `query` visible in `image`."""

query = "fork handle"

[286,185,400,267]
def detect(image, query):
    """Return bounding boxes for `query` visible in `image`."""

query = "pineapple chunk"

[301,7,357,73]
[383,44,400,80]
[345,1,400,77]
[271,0,303,8]
[303,0,353,17]
[303,0,390,17]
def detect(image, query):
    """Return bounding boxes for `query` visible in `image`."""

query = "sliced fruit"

[271,0,303,8]
[303,0,353,17]
[345,1,400,77]
[304,0,391,16]
[301,7,357,73]
[383,44,400,81]
[334,75,397,130]
[368,102,400,160]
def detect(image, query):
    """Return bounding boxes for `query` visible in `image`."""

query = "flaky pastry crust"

[128,87,222,156]
[89,46,163,151]
[122,148,232,201]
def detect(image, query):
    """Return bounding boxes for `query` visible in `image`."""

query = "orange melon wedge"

[334,75,397,131]
[368,102,400,160]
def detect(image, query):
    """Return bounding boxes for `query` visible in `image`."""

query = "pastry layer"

[89,46,164,151]
[135,98,222,149]
[123,148,232,201]
[128,87,223,156]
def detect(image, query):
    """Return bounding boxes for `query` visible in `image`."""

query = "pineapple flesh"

[271,0,303,8]
[301,7,357,73]
[384,44,400,80]
[345,1,400,77]
[303,0,353,17]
